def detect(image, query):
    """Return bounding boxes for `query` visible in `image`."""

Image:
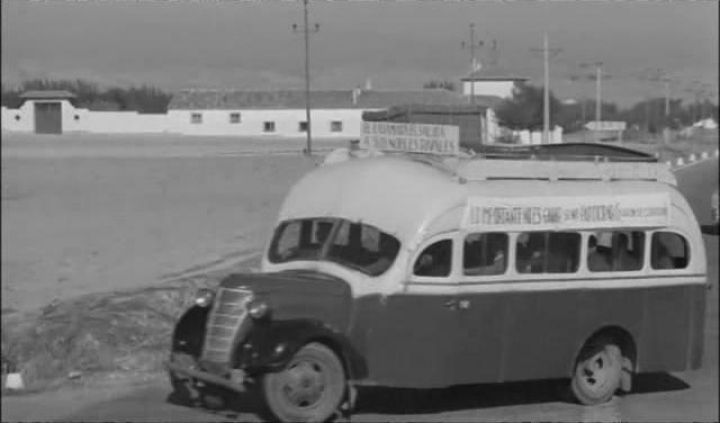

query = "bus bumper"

[165,360,248,393]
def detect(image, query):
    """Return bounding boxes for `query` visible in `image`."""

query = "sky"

[1,0,718,106]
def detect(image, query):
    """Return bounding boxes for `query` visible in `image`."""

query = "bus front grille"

[201,287,253,364]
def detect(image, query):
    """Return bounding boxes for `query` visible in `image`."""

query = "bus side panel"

[690,284,707,370]
[454,293,506,384]
[499,287,646,383]
[354,293,462,388]
[498,289,584,382]
[637,284,696,373]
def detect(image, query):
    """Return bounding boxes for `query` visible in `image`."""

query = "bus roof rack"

[473,143,658,162]
[326,141,675,185]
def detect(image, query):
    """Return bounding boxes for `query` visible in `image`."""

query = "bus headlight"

[194,288,215,307]
[247,300,270,319]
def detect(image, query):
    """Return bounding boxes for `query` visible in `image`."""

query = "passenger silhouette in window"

[414,240,452,277]
[587,235,611,271]
[464,233,507,276]
[517,233,545,273]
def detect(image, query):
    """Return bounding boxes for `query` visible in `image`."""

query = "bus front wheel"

[262,342,346,422]
[571,339,623,405]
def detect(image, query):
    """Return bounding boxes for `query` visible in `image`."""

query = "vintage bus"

[166,142,708,422]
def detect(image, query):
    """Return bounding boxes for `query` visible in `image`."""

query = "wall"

[2,101,168,134]
[463,80,515,99]
[71,109,168,133]
[2,100,78,133]
[165,108,372,138]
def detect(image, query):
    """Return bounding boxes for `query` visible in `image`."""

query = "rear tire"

[571,338,623,405]
[262,342,346,422]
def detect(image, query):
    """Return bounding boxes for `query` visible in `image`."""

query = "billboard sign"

[360,121,460,156]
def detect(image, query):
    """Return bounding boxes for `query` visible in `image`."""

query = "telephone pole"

[580,61,603,142]
[461,23,484,105]
[292,0,319,156]
[531,33,561,144]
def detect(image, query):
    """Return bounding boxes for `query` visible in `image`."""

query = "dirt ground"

[1,133,346,313]
[1,132,716,313]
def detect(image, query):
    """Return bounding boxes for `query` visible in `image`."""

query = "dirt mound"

[0,259,258,392]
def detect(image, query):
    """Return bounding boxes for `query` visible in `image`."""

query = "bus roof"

[278,154,693,245]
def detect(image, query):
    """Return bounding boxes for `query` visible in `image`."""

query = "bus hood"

[219,270,352,328]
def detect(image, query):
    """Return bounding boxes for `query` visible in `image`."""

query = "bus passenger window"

[464,233,508,276]
[414,239,453,277]
[547,232,581,272]
[517,232,580,274]
[651,232,689,270]
[516,233,546,273]
[588,231,645,272]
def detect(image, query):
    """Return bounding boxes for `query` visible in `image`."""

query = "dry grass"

[0,256,261,393]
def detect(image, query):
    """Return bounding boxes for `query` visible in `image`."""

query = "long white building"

[2,66,561,143]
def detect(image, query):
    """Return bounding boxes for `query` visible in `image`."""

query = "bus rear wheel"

[571,339,623,405]
[262,342,346,422]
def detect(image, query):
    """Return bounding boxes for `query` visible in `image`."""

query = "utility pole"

[461,23,484,105]
[663,78,671,119]
[531,33,561,144]
[580,61,603,142]
[292,0,319,156]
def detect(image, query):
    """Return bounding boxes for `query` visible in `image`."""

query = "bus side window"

[414,239,453,277]
[516,232,546,273]
[651,232,689,270]
[516,232,580,274]
[464,233,508,276]
[588,231,644,272]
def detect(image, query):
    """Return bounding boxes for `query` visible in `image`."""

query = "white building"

[165,88,470,138]
[460,65,528,99]
[3,85,552,144]
[3,88,477,139]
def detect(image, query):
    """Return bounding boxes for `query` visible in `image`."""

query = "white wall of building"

[72,109,168,133]
[165,108,376,138]
[2,100,79,133]
[462,80,516,99]
[2,101,169,134]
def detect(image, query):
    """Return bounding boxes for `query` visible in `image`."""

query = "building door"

[34,102,62,134]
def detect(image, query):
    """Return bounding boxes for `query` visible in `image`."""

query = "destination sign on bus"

[361,121,460,156]
[463,193,670,230]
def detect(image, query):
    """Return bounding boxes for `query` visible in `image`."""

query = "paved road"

[3,158,718,423]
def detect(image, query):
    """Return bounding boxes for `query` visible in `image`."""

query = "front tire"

[571,339,623,405]
[262,342,346,422]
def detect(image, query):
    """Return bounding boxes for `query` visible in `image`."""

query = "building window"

[229,112,241,124]
[14,115,20,121]
[74,115,80,121]
[299,121,308,132]
[264,121,276,133]
[191,112,203,124]
[330,121,343,132]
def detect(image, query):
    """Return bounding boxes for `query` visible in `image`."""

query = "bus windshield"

[268,218,401,276]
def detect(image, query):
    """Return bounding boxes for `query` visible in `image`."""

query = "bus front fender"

[237,319,367,380]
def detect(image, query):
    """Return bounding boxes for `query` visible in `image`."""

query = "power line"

[292,0,320,156]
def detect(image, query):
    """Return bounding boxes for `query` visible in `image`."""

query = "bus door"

[365,234,461,388]
[454,232,509,384]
